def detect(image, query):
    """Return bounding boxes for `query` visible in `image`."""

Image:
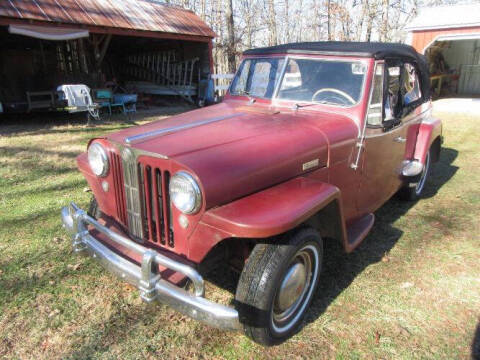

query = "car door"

[358,59,423,214]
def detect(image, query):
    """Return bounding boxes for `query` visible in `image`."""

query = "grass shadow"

[203,146,459,334]
[0,145,80,159]
[473,321,480,360]
[0,106,193,137]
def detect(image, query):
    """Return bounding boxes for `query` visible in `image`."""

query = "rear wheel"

[235,228,323,346]
[399,148,432,201]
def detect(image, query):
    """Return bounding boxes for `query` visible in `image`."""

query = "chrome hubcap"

[272,247,316,329]
[276,262,307,313]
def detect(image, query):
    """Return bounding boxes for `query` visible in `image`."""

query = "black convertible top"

[243,41,420,60]
[243,41,431,100]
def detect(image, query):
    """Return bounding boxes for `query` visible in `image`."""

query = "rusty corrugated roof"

[0,0,215,38]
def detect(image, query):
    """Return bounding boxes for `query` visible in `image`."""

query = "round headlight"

[169,172,202,214]
[88,142,109,177]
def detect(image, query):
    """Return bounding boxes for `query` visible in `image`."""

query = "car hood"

[108,102,357,208]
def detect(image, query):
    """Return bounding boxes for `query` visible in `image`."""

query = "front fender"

[201,177,341,238]
[414,117,442,164]
[186,177,346,262]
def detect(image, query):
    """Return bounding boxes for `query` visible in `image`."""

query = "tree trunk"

[356,0,367,41]
[201,0,206,20]
[225,0,236,74]
[267,0,277,46]
[327,0,332,40]
[284,0,290,43]
[381,0,390,41]
[365,2,375,42]
[314,0,322,41]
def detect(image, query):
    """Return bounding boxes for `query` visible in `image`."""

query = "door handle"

[394,136,406,143]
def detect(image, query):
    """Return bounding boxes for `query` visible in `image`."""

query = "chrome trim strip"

[61,202,241,331]
[125,113,244,145]
[120,146,144,241]
[351,61,382,170]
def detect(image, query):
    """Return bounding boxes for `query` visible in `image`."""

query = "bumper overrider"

[61,202,241,331]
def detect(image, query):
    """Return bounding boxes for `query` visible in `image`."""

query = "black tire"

[399,148,432,201]
[87,196,102,219]
[235,227,323,346]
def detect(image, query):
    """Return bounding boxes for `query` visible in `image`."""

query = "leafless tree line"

[163,0,474,74]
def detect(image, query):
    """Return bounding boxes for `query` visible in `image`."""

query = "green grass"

[0,106,479,359]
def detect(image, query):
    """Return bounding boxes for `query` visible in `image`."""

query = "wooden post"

[97,34,112,68]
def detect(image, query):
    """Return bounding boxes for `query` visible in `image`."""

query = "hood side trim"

[125,113,245,145]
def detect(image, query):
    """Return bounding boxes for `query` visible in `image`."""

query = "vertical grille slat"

[118,146,173,248]
[143,165,155,242]
[161,171,174,247]
[111,152,127,225]
[152,169,165,245]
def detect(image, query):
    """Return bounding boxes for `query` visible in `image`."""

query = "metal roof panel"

[0,0,215,38]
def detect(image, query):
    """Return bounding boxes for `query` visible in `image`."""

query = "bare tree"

[327,0,332,40]
[225,0,236,73]
[267,0,278,46]
[380,0,390,41]
[166,0,423,75]
[284,0,290,43]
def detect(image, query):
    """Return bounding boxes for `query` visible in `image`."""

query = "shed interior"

[426,38,480,97]
[0,26,211,113]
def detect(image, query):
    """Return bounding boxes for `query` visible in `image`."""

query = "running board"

[345,213,375,252]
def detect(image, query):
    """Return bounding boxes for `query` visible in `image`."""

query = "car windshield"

[230,57,367,106]
[230,58,285,99]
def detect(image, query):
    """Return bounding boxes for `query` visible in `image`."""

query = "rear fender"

[414,118,442,164]
[192,177,348,262]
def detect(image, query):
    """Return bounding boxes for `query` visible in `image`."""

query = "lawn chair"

[57,84,100,123]
[91,88,113,116]
[113,93,137,115]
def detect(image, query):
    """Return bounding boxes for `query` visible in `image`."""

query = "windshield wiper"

[292,102,318,110]
[237,89,256,103]
[293,100,337,110]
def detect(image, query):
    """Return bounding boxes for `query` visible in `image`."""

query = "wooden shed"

[0,0,215,113]
[405,4,480,96]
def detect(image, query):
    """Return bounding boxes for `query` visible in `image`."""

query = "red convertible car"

[62,42,442,345]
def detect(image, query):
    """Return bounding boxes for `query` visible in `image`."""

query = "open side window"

[367,59,423,131]
[401,63,422,113]
[384,62,402,124]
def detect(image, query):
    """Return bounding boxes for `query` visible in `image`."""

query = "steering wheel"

[311,88,356,105]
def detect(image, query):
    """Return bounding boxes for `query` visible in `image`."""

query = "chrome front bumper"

[61,202,241,331]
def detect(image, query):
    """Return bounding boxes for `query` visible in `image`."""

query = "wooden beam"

[97,33,112,67]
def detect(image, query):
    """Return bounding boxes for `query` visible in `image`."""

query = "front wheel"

[235,228,323,346]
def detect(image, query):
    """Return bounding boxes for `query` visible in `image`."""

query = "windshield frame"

[229,54,370,109]
[228,55,287,100]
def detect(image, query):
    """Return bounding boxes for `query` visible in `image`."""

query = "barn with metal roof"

[405,4,480,96]
[0,0,215,113]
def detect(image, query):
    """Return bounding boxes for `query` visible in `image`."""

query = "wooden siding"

[411,26,480,53]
